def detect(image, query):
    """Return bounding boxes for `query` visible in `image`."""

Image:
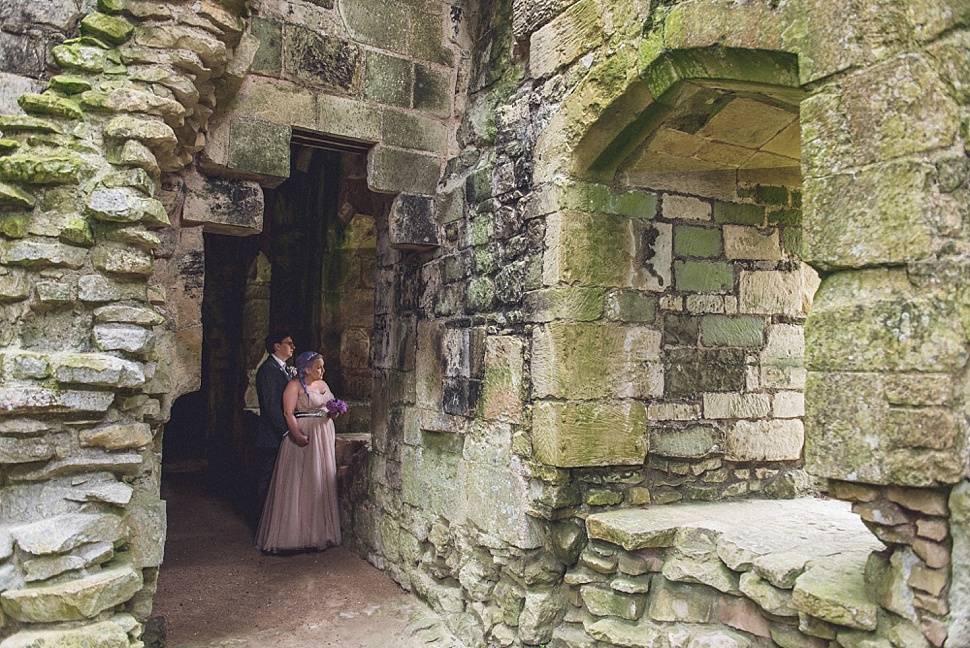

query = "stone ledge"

[586,498,880,557]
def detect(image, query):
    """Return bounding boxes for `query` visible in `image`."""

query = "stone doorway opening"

[159,136,381,562]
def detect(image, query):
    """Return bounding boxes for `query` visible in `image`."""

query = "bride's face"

[305,357,325,382]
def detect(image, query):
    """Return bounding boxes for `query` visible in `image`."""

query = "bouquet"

[325,398,347,417]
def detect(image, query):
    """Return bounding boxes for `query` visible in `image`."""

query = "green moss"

[0,115,61,134]
[0,184,35,210]
[97,0,126,13]
[0,154,86,185]
[673,260,734,292]
[60,216,95,247]
[757,185,789,205]
[767,209,801,226]
[17,93,83,121]
[80,13,134,45]
[674,225,722,258]
[713,202,764,225]
[48,75,93,95]
[0,213,29,238]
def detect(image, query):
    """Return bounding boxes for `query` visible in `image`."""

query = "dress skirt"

[255,390,341,552]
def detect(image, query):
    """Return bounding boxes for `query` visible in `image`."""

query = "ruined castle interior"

[0,0,967,647]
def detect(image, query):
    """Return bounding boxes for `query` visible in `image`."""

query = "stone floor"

[152,468,463,648]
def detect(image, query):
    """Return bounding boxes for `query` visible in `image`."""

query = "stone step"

[585,498,886,634]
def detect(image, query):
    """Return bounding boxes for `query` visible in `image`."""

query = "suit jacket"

[254,356,290,449]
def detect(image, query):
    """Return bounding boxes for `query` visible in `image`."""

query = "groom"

[254,330,295,521]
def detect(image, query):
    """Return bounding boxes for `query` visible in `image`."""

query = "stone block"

[544,210,670,291]
[648,426,723,459]
[560,181,657,218]
[464,428,541,549]
[648,578,717,623]
[127,499,166,568]
[714,202,764,225]
[806,372,965,487]
[227,117,290,182]
[739,270,804,316]
[93,324,154,354]
[0,386,115,414]
[806,269,966,373]
[663,194,711,220]
[92,245,153,276]
[10,514,124,556]
[249,17,281,74]
[723,225,782,260]
[0,564,142,622]
[369,146,440,195]
[1,352,50,380]
[773,391,804,418]
[647,402,700,421]
[532,323,661,399]
[0,270,29,301]
[0,437,53,464]
[581,583,646,620]
[524,287,605,322]
[79,422,152,450]
[365,51,412,107]
[674,225,722,258]
[414,64,451,116]
[726,419,803,462]
[605,290,657,323]
[388,193,438,249]
[739,571,796,617]
[519,586,568,644]
[674,260,734,293]
[382,109,447,153]
[400,430,464,519]
[340,0,409,53]
[803,160,935,268]
[2,238,87,269]
[887,487,950,516]
[0,621,130,648]
[665,348,746,397]
[703,393,771,420]
[219,77,316,133]
[36,280,74,304]
[478,336,524,423]
[700,315,764,347]
[718,594,771,638]
[532,400,647,467]
[54,353,145,389]
[791,556,878,631]
[530,0,601,78]
[94,304,164,326]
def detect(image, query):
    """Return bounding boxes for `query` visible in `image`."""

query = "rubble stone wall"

[0,0,254,644]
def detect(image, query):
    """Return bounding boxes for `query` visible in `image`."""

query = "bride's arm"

[282,380,309,446]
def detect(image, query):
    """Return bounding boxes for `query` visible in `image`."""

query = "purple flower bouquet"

[326,398,347,417]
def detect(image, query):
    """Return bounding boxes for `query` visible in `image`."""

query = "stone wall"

[0,0,254,644]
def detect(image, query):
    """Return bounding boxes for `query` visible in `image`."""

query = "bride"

[255,350,342,553]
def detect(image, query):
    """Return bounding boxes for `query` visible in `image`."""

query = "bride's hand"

[290,433,309,447]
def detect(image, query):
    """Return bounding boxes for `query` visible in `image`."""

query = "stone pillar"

[801,22,969,648]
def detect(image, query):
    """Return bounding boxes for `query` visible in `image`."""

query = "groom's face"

[275,337,295,361]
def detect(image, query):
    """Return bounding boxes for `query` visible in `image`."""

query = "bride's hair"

[295,351,322,395]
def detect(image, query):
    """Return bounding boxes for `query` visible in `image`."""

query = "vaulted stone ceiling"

[616,82,801,182]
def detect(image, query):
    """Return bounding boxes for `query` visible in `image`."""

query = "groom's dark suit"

[254,355,290,516]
